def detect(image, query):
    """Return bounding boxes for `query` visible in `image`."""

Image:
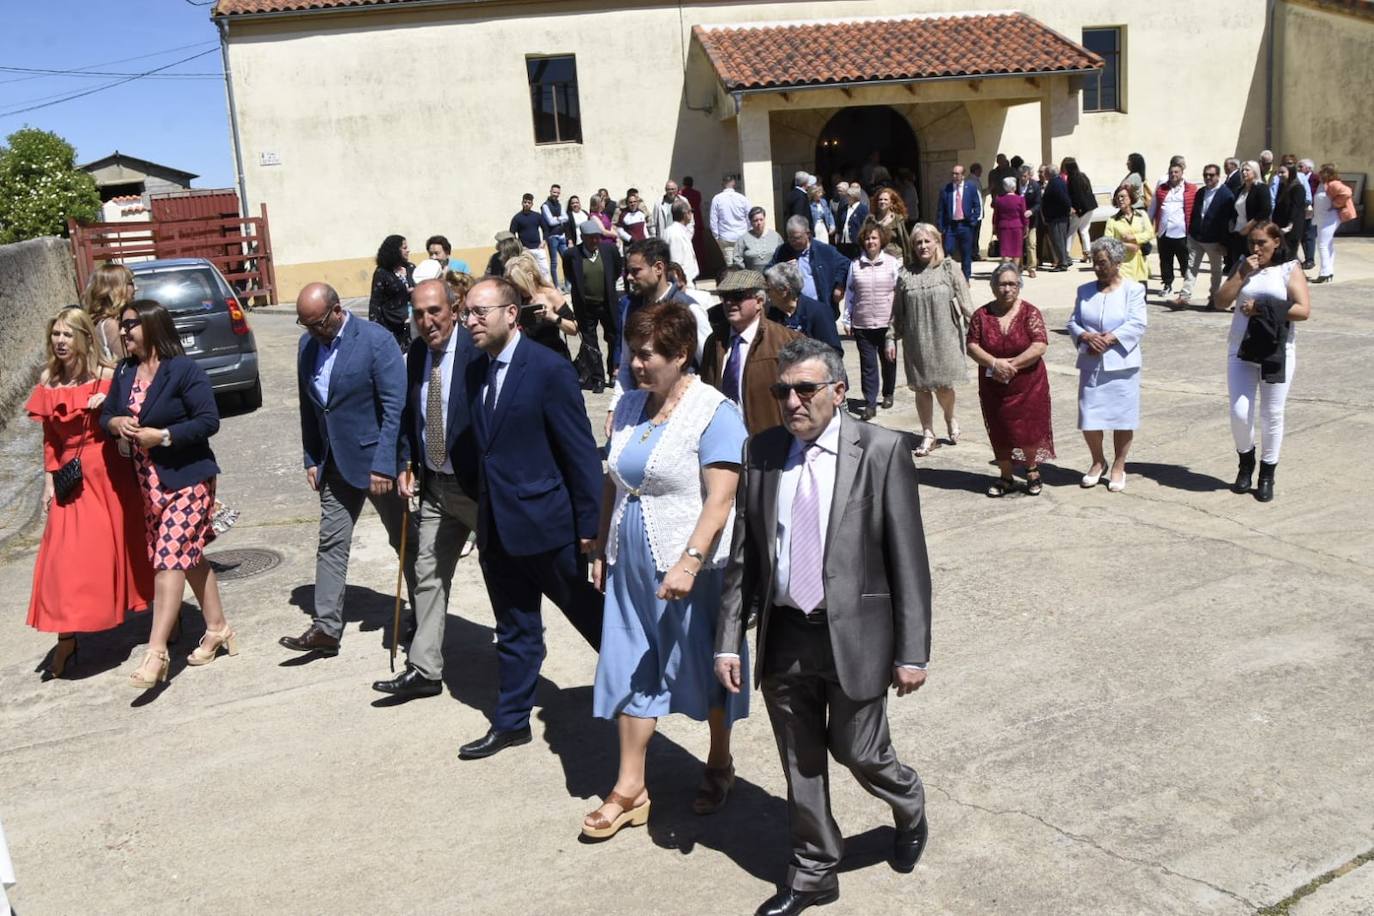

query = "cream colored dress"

[891,258,973,390]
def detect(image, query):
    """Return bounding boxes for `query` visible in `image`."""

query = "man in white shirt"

[1149,163,1194,297]
[709,174,752,260]
[663,198,699,284]
[716,337,932,916]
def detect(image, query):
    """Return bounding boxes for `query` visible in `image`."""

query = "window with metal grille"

[527,56,582,145]
[1081,28,1123,113]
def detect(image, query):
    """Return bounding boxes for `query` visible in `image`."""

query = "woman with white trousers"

[1311,163,1355,284]
[1214,220,1311,502]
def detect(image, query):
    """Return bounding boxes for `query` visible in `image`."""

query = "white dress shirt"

[481,331,521,413]
[710,187,752,242]
[1158,183,1187,238]
[419,328,459,474]
[664,221,699,282]
[774,412,840,610]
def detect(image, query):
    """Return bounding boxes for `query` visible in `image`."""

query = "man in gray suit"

[716,337,932,916]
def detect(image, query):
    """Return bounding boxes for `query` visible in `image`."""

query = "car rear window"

[132,268,228,315]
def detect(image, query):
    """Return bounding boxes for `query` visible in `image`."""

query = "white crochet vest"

[606,379,736,572]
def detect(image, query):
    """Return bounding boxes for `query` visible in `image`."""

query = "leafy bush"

[0,128,101,244]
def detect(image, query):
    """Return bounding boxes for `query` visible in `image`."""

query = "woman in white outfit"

[1311,164,1355,284]
[1067,236,1148,492]
[1214,221,1311,502]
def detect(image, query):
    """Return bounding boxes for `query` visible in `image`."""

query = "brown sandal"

[693,762,736,815]
[582,790,650,839]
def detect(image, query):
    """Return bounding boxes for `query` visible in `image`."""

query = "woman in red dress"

[966,262,1056,496]
[102,300,238,688]
[26,307,154,677]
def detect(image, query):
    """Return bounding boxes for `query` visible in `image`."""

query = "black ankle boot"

[1255,461,1276,502]
[1233,449,1256,494]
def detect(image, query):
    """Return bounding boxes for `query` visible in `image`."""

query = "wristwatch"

[684,546,705,563]
[160,430,171,448]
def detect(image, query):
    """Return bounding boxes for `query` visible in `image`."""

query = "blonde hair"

[908,222,945,267]
[83,262,135,324]
[444,270,475,308]
[503,252,553,300]
[45,306,110,383]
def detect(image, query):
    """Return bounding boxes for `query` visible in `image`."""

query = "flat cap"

[494,230,515,242]
[716,269,766,293]
[579,219,605,236]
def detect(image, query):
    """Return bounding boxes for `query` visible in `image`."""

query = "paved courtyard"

[1,244,1372,915]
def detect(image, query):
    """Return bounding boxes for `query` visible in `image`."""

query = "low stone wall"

[0,238,78,432]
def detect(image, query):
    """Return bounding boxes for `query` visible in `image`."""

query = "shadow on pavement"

[1129,461,1230,493]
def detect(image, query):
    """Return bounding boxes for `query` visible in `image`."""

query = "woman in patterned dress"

[966,263,1056,497]
[101,300,238,688]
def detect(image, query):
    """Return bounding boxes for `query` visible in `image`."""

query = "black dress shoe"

[279,624,340,656]
[592,380,605,394]
[880,396,894,409]
[892,813,929,873]
[372,666,442,698]
[458,726,533,760]
[861,405,877,421]
[754,887,839,916]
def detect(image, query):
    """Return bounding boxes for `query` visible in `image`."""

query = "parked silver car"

[129,258,261,409]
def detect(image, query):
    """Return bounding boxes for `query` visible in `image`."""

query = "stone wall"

[0,237,79,431]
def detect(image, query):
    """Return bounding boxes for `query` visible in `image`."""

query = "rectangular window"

[1081,27,1122,113]
[527,55,582,145]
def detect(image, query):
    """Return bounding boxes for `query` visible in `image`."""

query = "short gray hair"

[793,170,810,187]
[1018,164,1034,177]
[1002,176,1017,192]
[1089,236,1126,265]
[1298,157,1314,170]
[671,198,692,221]
[764,261,803,297]
[990,260,1023,289]
[778,336,847,386]
[784,215,811,236]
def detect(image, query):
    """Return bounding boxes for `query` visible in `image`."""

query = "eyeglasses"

[459,304,507,322]
[118,318,140,333]
[295,310,335,331]
[769,380,837,401]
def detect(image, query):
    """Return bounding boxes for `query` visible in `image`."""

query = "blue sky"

[0,1,234,188]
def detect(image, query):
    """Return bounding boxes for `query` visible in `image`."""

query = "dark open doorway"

[815,105,920,203]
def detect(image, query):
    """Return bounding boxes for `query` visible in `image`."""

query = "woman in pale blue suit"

[585,301,748,841]
[1067,236,1148,492]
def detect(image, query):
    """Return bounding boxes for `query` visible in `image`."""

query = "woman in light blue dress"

[584,302,748,841]
[1067,236,1148,493]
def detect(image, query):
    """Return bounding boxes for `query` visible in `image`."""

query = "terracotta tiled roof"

[694,13,1102,92]
[215,0,422,14]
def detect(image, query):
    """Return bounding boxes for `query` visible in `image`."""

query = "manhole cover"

[206,548,283,581]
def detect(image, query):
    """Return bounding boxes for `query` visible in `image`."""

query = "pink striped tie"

[789,444,825,613]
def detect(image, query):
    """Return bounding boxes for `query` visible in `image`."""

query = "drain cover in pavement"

[207,548,283,581]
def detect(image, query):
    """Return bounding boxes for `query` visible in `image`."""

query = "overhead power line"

[0,40,218,85]
[0,66,222,79]
[0,49,221,119]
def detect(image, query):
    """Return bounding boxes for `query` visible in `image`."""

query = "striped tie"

[425,357,446,469]
[789,444,825,613]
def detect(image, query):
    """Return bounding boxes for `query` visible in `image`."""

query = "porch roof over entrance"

[693,12,1102,93]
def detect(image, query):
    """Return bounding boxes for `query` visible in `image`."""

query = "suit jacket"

[296,316,406,490]
[102,355,220,491]
[1189,183,1236,244]
[839,200,869,244]
[768,295,842,353]
[1041,176,1072,220]
[716,414,933,700]
[785,186,811,225]
[698,317,802,435]
[1233,183,1273,232]
[1020,180,1043,218]
[1225,170,1244,195]
[400,330,481,498]
[768,239,850,310]
[467,334,602,556]
[936,181,983,232]
[562,241,622,316]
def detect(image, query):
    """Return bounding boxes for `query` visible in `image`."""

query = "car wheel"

[240,377,263,411]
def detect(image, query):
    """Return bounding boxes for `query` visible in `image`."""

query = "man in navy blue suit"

[282,282,410,658]
[768,216,850,318]
[936,164,982,280]
[372,279,481,699]
[457,276,605,760]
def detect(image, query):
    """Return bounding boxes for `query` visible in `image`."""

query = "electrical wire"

[0,40,218,85]
[0,49,221,119]
[0,66,222,79]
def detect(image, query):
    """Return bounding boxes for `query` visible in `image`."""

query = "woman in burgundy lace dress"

[966,262,1055,496]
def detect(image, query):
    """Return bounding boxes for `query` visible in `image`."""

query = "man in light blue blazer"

[282,282,411,657]
[936,164,982,280]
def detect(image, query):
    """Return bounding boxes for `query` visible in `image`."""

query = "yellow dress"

[1104,211,1155,282]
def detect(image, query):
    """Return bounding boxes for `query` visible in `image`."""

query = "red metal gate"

[69,201,278,306]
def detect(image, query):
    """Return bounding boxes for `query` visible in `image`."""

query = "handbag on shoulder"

[52,425,90,505]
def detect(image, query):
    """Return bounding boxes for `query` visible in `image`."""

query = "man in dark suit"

[834,185,869,260]
[457,277,604,760]
[936,163,981,280]
[370,279,480,699]
[785,171,812,226]
[283,282,410,657]
[1178,163,1236,308]
[561,220,622,393]
[1223,157,1244,195]
[699,269,802,436]
[716,337,932,916]
[768,217,850,317]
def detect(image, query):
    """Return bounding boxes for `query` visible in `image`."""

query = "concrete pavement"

[1,242,1372,915]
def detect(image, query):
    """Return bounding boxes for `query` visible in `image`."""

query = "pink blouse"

[843,252,900,329]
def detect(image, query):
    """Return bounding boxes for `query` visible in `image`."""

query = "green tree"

[0,128,101,244]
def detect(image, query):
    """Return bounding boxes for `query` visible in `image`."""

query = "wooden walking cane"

[390,464,411,673]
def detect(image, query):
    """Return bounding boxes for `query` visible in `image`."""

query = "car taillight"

[228,298,250,336]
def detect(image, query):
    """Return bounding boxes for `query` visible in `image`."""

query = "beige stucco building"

[212,0,1374,298]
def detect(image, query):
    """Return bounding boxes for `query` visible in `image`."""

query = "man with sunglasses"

[283,282,411,658]
[716,337,933,916]
[699,269,802,435]
[1178,164,1236,308]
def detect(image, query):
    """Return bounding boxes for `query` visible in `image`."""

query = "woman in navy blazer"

[102,300,238,688]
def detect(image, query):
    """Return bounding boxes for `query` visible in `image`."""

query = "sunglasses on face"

[296,311,335,331]
[770,380,836,401]
[119,318,140,333]
[460,304,506,322]
[720,293,756,304]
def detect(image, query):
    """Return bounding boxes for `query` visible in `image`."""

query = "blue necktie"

[721,335,743,403]
[484,359,500,418]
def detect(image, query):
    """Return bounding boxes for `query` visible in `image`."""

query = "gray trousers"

[313,464,414,640]
[1182,238,1228,300]
[407,472,478,680]
[762,608,925,892]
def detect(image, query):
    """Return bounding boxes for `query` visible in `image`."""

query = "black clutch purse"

[52,428,90,505]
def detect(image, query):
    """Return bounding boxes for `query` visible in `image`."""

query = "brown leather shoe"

[279,624,340,656]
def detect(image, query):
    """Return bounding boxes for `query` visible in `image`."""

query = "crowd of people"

[22,141,1338,916]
